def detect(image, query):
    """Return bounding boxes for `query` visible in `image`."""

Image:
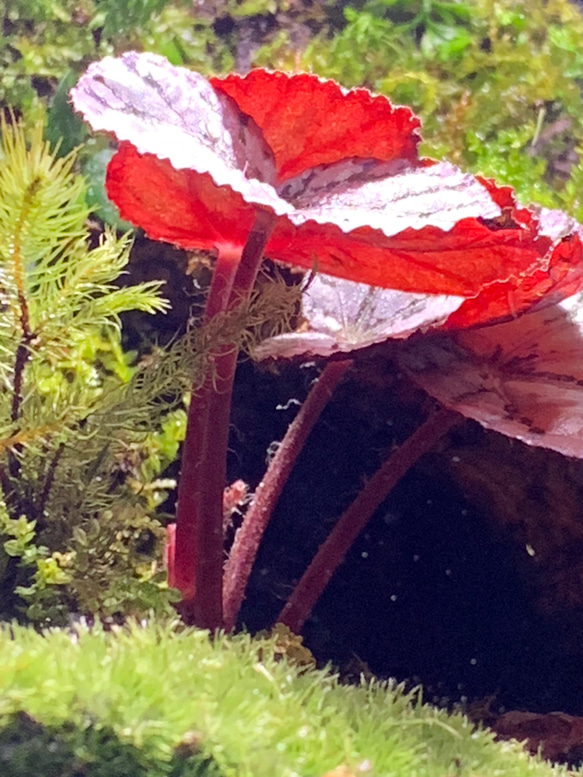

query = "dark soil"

[228,352,583,719]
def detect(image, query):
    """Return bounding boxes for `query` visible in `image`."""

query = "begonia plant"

[255,198,583,631]
[71,52,583,632]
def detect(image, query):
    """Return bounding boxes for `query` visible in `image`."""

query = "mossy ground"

[0,620,578,776]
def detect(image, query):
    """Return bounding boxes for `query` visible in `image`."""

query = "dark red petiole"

[223,358,353,631]
[277,407,461,633]
[174,210,275,630]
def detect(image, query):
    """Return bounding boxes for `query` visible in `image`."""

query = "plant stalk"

[8,180,37,486]
[277,407,461,633]
[174,210,275,630]
[223,358,353,631]
[173,256,239,624]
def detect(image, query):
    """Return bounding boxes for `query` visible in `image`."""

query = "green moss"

[295,0,583,219]
[0,621,576,776]
[0,712,160,777]
[0,0,229,129]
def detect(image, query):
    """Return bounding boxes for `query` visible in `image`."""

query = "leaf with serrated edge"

[280,160,500,235]
[74,53,583,300]
[71,53,520,295]
[70,52,289,215]
[400,292,583,459]
[254,273,464,359]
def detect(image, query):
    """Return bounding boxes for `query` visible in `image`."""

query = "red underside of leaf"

[445,233,583,328]
[106,144,556,298]
[106,143,257,249]
[436,177,583,328]
[477,176,517,210]
[265,216,551,296]
[211,70,421,182]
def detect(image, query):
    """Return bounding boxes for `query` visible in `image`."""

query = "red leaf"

[72,53,582,307]
[210,69,421,181]
[266,212,547,296]
[74,52,541,295]
[106,143,258,250]
[399,293,583,459]
[255,218,583,359]
[443,208,583,328]
[107,145,511,295]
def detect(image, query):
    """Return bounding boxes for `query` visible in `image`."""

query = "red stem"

[174,211,275,630]
[277,407,461,633]
[204,244,242,322]
[223,359,353,631]
[173,247,241,624]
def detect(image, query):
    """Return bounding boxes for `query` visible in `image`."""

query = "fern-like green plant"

[0,119,181,623]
